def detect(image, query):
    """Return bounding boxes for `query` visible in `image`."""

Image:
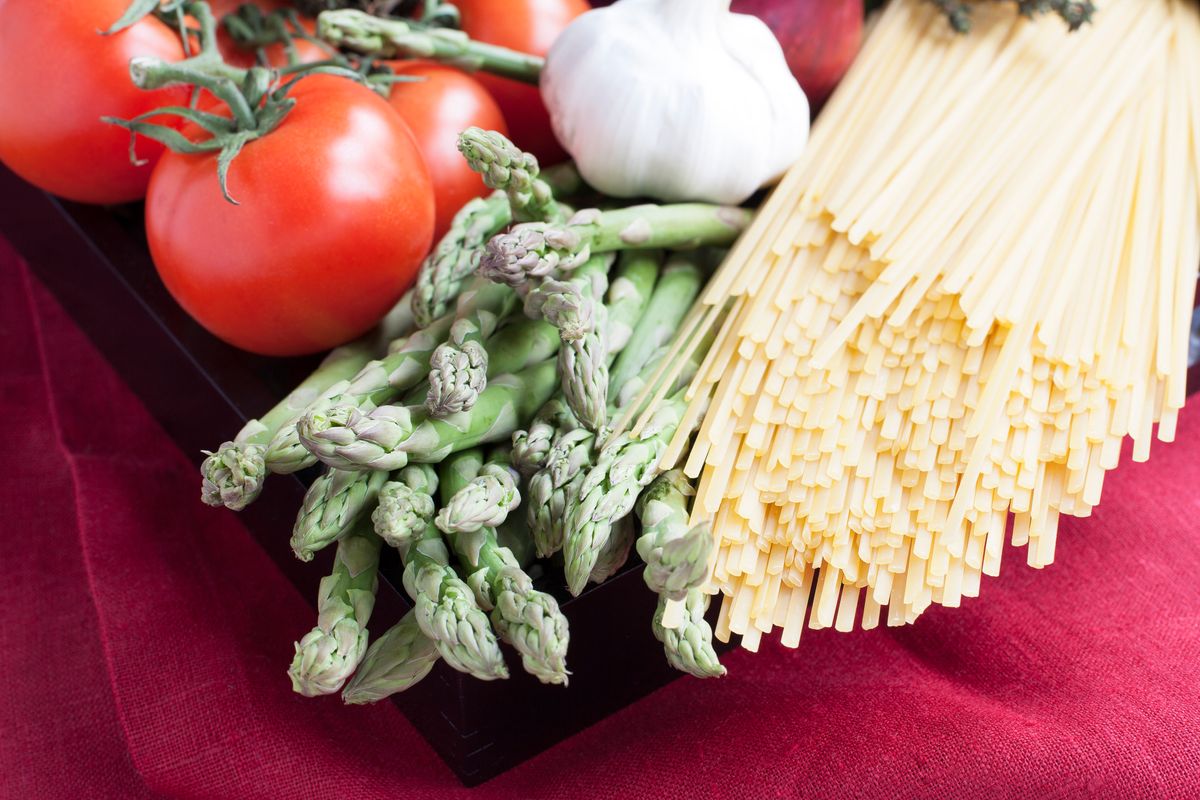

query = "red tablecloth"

[3,239,1199,800]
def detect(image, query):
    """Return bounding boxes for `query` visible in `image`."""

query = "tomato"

[387,61,509,240]
[146,75,435,356]
[0,0,188,204]
[454,0,589,166]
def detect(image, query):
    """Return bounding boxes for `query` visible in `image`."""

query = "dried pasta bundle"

[617,0,1200,650]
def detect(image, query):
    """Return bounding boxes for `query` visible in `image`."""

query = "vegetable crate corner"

[0,164,714,786]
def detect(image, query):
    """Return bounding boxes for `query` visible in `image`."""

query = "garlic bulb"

[540,0,809,205]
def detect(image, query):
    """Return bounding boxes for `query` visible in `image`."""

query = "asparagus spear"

[531,255,612,431]
[589,516,635,585]
[374,465,510,681]
[412,193,513,328]
[458,127,565,224]
[410,157,585,328]
[424,294,515,417]
[511,398,579,477]
[341,609,441,704]
[603,250,663,354]
[200,293,414,510]
[520,252,667,554]
[288,518,382,696]
[425,304,558,419]
[557,314,610,433]
[562,395,692,596]
[481,204,752,290]
[267,313,457,474]
[560,310,721,594]
[525,272,603,341]
[435,458,522,534]
[608,253,706,405]
[439,450,570,685]
[317,10,546,84]
[426,339,488,418]
[635,470,712,601]
[372,466,439,552]
[290,467,390,562]
[531,250,660,433]
[527,428,595,558]
[653,589,726,679]
[300,358,560,472]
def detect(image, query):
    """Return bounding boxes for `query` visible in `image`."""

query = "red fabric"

[3,238,1199,800]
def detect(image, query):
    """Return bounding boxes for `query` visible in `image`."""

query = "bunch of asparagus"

[201,129,747,701]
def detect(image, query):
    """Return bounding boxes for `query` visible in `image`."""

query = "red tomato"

[0,0,188,204]
[387,61,509,240]
[454,0,589,166]
[146,75,435,356]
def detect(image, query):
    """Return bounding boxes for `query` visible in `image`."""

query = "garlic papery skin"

[540,0,810,205]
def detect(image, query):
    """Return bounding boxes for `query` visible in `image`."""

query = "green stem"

[317,9,544,83]
[482,205,751,290]
[413,196,514,328]
[199,308,408,512]
[301,358,561,472]
[582,205,754,252]
[130,57,257,128]
[111,2,364,202]
[603,250,662,355]
[288,518,382,696]
[439,450,571,685]
[635,470,711,600]
[654,589,725,679]
[341,610,440,703]
[458,128,564,224]
[609,252,706,404]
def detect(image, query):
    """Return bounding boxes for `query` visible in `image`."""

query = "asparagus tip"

[564,535,601,597]
[373,482,436,551]
[457,126,540,190]
[426,341,488,418]
[200,441,267,511]
[491,583,572,685]
[640,522,713,599]
[288,619,368,697]
[290,540,317,563]
[654,592,725,679]
[340,690,376,705]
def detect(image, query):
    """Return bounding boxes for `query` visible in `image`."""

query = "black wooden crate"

[0,164,693,787]
[8,162,1200,786]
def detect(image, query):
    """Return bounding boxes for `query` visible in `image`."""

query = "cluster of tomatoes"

[0,0,588,355]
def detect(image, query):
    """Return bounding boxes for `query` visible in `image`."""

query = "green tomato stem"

[129,56,258,129]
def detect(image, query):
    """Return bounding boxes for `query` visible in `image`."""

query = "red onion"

[731,0,863,110]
